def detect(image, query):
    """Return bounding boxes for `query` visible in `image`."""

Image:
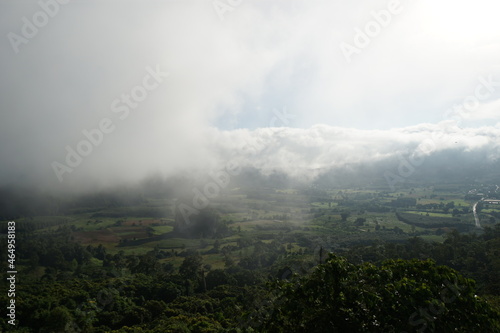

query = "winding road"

[473,200,482,228]
[471,185,499,229]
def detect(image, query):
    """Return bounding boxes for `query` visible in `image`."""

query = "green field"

[8,185,489,269]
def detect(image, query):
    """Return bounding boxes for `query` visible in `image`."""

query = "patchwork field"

[12,184,494,270]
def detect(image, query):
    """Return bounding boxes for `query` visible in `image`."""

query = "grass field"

[12,185,485,268]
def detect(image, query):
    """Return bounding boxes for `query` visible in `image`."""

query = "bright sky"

[1,0,500,189]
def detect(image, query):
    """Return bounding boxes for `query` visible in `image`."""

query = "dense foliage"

[1,224,500,332]
[1,182,500,332]
[264,254,500,332]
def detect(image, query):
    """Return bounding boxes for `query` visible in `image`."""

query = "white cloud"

[1,0,500,190]
[203,122,500,180]
[462,98,500,120]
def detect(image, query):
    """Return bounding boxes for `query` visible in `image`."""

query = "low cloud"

[1,0,500,191]
[206,122,500,180]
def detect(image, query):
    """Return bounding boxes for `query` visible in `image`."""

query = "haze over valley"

[2,1,500,332]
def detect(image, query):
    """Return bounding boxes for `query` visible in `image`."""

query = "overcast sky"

[1,0,500,190]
